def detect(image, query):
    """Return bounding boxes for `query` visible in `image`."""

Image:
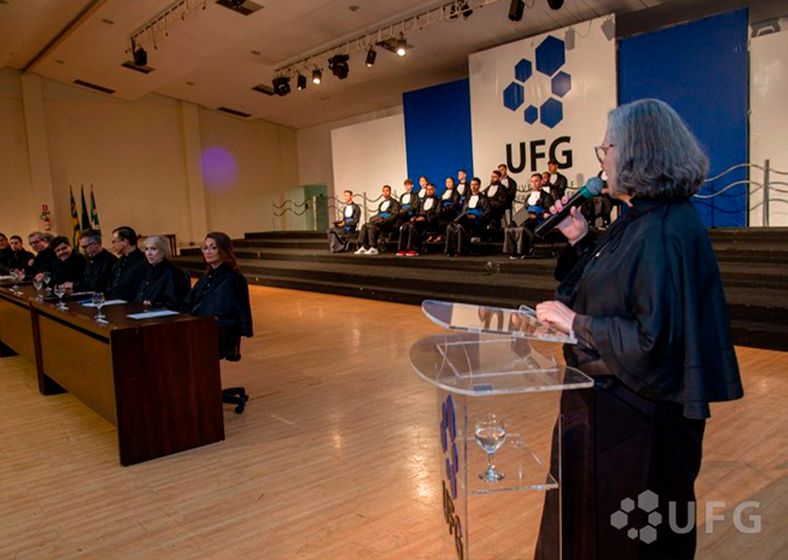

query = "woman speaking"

[535,99,743,560]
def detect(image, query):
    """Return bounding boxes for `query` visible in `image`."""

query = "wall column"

[180,101,208,245]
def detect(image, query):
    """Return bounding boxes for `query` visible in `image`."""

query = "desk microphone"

[535,177,604,237]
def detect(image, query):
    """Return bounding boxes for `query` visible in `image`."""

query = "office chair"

[220,328,248,414]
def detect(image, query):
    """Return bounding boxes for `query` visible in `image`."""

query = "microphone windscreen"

[584,176,604,197]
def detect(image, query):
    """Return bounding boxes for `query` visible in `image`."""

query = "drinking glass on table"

[54,284,67,309]
[92,292,107,322]
[10,269,20,291]
[475,414,507,482]
[43,272,52,293]
[33,277,44,300]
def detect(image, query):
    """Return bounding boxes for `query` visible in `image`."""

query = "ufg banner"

[469,16,617,190]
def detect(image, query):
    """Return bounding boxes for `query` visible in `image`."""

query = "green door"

[303,184,328,231]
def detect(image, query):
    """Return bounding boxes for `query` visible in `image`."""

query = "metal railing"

[272,191,399,231]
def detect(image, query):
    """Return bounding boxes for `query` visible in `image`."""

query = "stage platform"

[174,228,788,352]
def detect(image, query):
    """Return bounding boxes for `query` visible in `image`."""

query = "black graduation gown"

[549,172,568,200]
[397,192,420,224]
[182,263,253,358]
[358,197,402,249]
[483,182,509,225]
[72,249,118,293]
[48,252,87,286]
[25,246,56,279]
[107,248,147,301]
[438,188,461,228]
[536,197,743,560]
[1,248,33,274]
[398,195,440,252]
[136,259,190,311]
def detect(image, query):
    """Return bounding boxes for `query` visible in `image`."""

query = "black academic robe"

[549,172,568,200]
[48,252,88,286]
[369,197,401,227]
[438,188,461,225]
[1,248,33,274]
[483,182,509,225]
[25,246,56,279]
[136,259,190,311]
[182,262,253,337]
[107,248,147,302]
[503,175,518,205]
[72,249,118,293]
[397,191,421,224]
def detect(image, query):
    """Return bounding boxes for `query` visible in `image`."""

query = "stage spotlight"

[547,0,564,9]
[449,1,473,19]
[366,47,377,68]
[395,35,407,57]
[272,76,291,96]
[133,47,147,66]
[297,74,307,90]
[312,68,322,85]
[509,0,525,22]
[329,54,350,79]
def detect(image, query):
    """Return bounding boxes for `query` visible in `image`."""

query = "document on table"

[81,299,127,307]
[126,309,180,320]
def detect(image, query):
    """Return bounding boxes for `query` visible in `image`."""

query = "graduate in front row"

[503,173,553,259]
[434,177,461,242]
[136,235,190,311]
[327,190,361,253]
[445,177,491,257]
[396,183,439,256]
[354,185,400,255]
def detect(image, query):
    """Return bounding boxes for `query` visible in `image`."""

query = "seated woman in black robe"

[434,177,461,242]
[136,235,190,311]
[182,232,253,360]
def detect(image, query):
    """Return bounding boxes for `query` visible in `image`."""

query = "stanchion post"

[763,159,770,227]
[312,195,318,232]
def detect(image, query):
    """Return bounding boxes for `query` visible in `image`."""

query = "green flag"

[90,186,100,230]
[69,186,80,248]
[80,185,90,231]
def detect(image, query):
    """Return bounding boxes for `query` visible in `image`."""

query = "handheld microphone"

[534,176,604,237]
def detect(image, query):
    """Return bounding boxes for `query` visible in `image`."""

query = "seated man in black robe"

[45,236,87,287]
[397,179,420,227]
[504,173,553,259]
[483,170,510,230]
[445,177,491,257]
[396,183,440,257]
[355,185,400,255]
[498,163,518,223]
[136,235,190,310]
[21,231,56,281]
[61,229,118,293]
[107,226,148,301]
[546,159,568,200]
[456,170,469,202]
[1,235,33,276]
[327,190,361,253]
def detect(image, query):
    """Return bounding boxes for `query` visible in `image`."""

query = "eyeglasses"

[594,144,614,164]
[201,245,218,253]
[80,240,97,250]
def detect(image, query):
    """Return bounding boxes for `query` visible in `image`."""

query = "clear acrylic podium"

[411,300,593,560]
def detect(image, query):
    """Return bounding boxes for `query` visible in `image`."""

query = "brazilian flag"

[69,186,80,248]
[80,185,90,230]
[90,186,100,230]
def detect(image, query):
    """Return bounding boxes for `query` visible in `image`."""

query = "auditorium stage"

[175,227,788,352]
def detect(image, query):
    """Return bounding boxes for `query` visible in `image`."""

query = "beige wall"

[0,69,299,248]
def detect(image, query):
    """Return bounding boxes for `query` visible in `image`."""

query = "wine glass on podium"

[92,292,107,322]
[475,414,507,482]
[54,284,67,310]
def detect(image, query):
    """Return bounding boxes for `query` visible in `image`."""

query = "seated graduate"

[136,235,191,311]
[498,163,519,216]
[417,175,429,200]
[483,170,510,229]
[397,179,420,225]
[182,232,253,359]
[355,184,401,255]
[445,177,491,257]
[107,226,148,301]
[21,231,56,280]
[397,183,440,257]
[546,159,568,200]
[504,173,554,259]
[456,170,469,201]
[435,177,461,242]
[61,229,118,293]
[327,190,361,253]
[44,236,87,287]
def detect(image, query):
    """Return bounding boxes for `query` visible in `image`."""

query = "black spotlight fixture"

[133,46,147,66]
[329,54,350,79]
[547,0,564,9]
[449,1,473,19]
[312,68,322,85]
[272,76,291,96]
[365,47,377,68]
[509,0,525,22]
[297,74,307,90]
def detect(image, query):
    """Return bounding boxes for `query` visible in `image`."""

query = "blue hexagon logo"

[551,71,571,97]
[503,82,524,111]
[536,36,565,76]
[515,59,532,82]
[501,35,570,128]
[524,105,538,124]
[540,98,563,129]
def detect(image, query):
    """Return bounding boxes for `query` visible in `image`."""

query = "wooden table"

[0,284,225,466]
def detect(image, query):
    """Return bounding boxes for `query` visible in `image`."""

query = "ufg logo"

[502,35,571,129]
[611,490,762,544]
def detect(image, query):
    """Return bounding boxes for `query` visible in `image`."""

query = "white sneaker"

[367,247,379,255]
[471,237,481,243]
[354,247,368,255]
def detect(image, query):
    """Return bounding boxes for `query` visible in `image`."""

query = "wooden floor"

[1,286,786,560]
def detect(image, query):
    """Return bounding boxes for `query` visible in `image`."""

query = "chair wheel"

[234,402,246,414]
